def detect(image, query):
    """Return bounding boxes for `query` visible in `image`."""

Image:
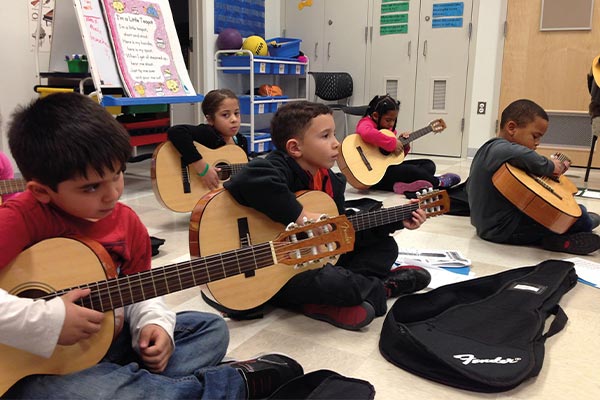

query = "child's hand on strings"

[58,288,104,346]
[550,156,570,177]
[195,160,221,190]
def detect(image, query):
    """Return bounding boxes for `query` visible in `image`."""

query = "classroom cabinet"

[284,0,370,105]
[284,0,473,157]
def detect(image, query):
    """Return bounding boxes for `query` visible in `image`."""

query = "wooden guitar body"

[492,163,581,234]
[190,189,448,311]
[337,119,446,190]
[0,238,116,395]
[189,190,342,311]
[151,141,247,213]
[337,130,404,190]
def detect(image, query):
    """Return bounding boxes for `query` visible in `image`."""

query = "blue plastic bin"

[238,95,273,114]
[267,37,302,58]
[243,133,272,153]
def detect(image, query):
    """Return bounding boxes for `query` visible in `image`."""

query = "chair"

[308,72,368,135]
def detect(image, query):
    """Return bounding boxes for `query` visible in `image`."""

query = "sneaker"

[230,353,304,399]
[589,212,600,231]
[541,232,600,255]
[437,173,461,188]
[393,180,433,194]
[384,265,432,298]
[302,302,375,331]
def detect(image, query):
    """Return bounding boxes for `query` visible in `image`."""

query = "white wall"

[465,0,507,157]
[0,1,45,168]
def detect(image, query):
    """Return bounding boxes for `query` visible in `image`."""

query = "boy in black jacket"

[224,101,430,330]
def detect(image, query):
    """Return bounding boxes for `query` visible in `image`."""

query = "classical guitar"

[0,220,353,395]
[190,188,449,311]
[151,141,248,213]
[337,119,447,190]
[492,154,581,234]
[0,178,26,205]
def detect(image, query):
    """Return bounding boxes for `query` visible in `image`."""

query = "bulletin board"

[540,0,594,31]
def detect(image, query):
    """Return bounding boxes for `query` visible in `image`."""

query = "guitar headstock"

[417,189,450,218]
[429,119,447,133]
[273,215,355,266]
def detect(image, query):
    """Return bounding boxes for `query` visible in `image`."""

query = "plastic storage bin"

[243,133,272,153]
[267,37,302,58]
[269,95,289,112]
[220,55,271,74]
[239,95,271,114]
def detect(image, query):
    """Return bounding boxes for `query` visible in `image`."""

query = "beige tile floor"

[123,149,600,399]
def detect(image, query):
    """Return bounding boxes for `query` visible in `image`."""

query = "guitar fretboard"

[0,179,26,195]
[398,126,434,146]
[348,202,420,232]
[50,241,278,312]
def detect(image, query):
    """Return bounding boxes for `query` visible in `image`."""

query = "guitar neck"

[0,179,26,195]
[57,242,278,311]
[398,126,434,146]
[347,202,419,231]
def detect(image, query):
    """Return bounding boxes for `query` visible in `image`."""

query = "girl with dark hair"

[167,89,247,191]
[355,94,460,194]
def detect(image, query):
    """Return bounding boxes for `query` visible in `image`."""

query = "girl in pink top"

[355,94,460,194]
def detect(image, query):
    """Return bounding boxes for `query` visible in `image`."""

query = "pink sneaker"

[393,180,433,194]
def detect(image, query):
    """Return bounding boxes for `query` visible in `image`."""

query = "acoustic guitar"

[337,119,447,190]
[0,219,353,395]
[151,141,248,213]
[189,188,449,311]
[0,178,26,205]
[492,155,581,234]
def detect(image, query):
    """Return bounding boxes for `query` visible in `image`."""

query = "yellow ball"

[242,35,268,56]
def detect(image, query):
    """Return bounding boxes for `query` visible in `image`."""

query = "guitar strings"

[49,240,337,311]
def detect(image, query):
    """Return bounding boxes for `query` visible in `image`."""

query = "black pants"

[271,234,398,316]
[372,159,438,192]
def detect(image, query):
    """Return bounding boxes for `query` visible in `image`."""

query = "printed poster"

[29,0,55,52]
[100,0,196,97]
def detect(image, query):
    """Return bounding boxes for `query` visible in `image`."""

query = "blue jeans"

[5,311,245,400]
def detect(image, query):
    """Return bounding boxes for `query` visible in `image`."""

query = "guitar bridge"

[237,218,255,278]
[180,158,191,194]
[356,146,373,171]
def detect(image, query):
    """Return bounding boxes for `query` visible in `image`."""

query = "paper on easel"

[396,248,471,268]
[100,0,196,97]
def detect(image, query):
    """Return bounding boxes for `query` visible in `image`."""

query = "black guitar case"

[379,259,578,392]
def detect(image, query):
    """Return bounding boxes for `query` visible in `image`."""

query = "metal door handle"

[423,40,428,57]
[314,42,318,60]
[327,42,331,59]
[408,40,411,58]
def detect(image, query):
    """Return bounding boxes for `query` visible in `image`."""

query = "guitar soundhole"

[16,288,51,300]
[215,162,231,180]
[379,148,391,156]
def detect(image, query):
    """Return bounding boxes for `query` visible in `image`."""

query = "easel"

[44,0,203,149]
